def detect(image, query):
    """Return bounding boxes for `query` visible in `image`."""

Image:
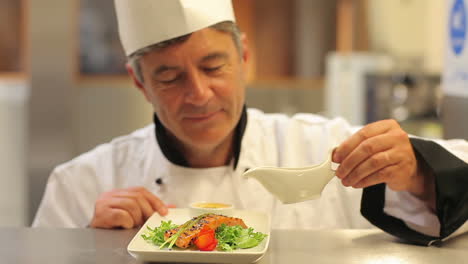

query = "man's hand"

[333,119,435,207]
[90,187,170,229]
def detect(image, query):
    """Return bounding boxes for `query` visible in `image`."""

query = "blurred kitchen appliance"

[365,73,441,123]
[365,73,442,138]
[0,79,29,226]
[325,52,393,126]
[326,51,443,138]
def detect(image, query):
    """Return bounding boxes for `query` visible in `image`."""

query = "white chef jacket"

[33,108,468,239]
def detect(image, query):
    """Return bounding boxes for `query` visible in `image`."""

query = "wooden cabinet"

[0,0,27,78]
[77,0,337,88]
[0,0,366,86]
[233,0,337,84]
[336,0,369,53]
[233,0,296,80]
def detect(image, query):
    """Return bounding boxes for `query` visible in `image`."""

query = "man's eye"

[160,78,178,84]
[158,75,181,84]
[204,64,224,72]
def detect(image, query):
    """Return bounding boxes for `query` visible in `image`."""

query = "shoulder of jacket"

[247,107,348,127]
[246,108,353,142]
[53,124,155,175]
[246,108,289,125]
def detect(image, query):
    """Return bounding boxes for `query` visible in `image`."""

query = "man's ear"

[240,32,250,64]
[240,32,253,81]
[126,63,150,102]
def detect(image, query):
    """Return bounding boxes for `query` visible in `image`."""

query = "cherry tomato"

[194,227,218,251]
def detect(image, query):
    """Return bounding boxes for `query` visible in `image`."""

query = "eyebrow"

[153,65,181,77]
[153,52,229,77]
[199,52,229,63]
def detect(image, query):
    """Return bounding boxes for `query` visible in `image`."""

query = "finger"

[116,191,155,221]
[126,187,168,216]
[342,150,398,187]
[167,204,177,208]
[140,188,169,216]
[110,208,135,229]
[109,197,143,226]
[334,120,397,163]
[352,165,397,189]
[336,133,395,180]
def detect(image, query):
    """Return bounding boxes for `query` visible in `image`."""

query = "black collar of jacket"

[154,105,247,169]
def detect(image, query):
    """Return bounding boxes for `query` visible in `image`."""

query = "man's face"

[137,28,248,150]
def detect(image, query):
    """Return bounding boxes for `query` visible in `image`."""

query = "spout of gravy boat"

[243,151,339,204]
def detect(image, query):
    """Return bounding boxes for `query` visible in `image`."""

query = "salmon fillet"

[164,214,247,249]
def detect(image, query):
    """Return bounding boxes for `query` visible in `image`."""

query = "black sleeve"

[360,138,468,246]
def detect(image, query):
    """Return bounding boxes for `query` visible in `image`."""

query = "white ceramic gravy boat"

[243,150,339,204]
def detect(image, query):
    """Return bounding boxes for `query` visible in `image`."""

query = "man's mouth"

[184,110,222,121]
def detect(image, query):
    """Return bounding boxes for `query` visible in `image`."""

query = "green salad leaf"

[215,224,267,251]
[141,218,267,251]
[141,220,178,246]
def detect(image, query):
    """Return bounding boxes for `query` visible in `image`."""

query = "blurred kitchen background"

[0,0,467,227]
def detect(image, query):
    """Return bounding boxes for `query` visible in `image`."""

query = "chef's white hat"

[114,0,236,56]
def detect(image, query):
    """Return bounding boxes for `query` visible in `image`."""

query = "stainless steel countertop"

[1,228,467,264]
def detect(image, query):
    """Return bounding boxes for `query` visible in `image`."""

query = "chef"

[33,0,467,246]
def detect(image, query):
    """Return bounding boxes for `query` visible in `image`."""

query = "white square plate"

[127,208,271,263]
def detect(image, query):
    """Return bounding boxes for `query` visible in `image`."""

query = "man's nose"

[184,71,214,106]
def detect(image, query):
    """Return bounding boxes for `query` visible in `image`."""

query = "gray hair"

[128,21,242,84]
